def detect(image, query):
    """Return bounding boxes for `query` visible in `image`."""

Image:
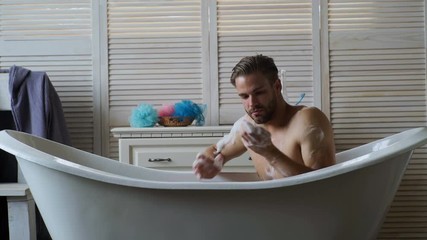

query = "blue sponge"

[173,100,206,126]
[129,103,158,127]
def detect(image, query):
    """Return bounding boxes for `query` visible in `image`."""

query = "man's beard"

[246,98,276,124]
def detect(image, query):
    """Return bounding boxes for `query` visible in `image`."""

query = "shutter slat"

[0,1,91,40]
[107,0,203,138]
[217,0,313,124]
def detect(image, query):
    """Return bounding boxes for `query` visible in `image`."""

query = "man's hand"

[192,152,224,179]
[240,120,275,155]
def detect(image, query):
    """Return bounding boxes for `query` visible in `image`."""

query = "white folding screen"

[215,0,315,124]
[104,0,317,156]
[326,0,427,238]
[0,0,96,153]
[105,0,206,158]
[106,0,205,125]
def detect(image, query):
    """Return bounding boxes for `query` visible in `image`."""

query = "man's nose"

[248,95,258,107]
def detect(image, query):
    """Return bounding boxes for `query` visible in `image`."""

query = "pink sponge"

[158,104,175,117]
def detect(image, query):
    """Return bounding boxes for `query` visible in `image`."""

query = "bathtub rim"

[0,127,426,190]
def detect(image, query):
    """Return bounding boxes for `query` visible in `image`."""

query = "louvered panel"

[0,55,94,153]
[0,0,95,155]
[0,0,91,40]
[330,48,426,152]
[380,151,427,238]
[217,0,313,124]
[109,132,119,160]
[107,0,203,128]
[328,1,426,239]
[329,0,424,32]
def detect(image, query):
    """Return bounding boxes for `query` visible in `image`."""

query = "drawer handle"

[148,158,172,162]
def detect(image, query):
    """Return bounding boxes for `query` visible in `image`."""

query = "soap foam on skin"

[215,117,245,154]
[213,154,224,169]
[193,116,246,179]
[240,120,282,179]
[193,152,224,179]
[192,153,207,168]
[194,117,279,179]
[193,117,244,179]
[306,125,324,142]
[241,119,271,148]
[305,125,325,157]
[264,165,275,180]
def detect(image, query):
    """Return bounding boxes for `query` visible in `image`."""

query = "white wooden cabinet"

[111,126,255,172]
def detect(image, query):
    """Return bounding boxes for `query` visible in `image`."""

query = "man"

[193,54,336,180]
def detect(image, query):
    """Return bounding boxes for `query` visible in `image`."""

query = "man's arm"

[193,129,247,179]
[298,107,336,169]
[240,108,335,177]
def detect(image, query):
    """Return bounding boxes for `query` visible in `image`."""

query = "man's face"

[235,73,278,124]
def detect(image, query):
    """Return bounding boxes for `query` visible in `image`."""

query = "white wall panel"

[327,1,427,238]
[0,0,95,153]
[216,0,315,124]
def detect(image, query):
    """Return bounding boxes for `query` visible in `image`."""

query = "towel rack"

[0,69,9,73]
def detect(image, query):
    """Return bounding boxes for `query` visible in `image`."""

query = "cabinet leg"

[7,195,36,240]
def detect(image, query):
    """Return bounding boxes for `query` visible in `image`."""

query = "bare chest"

[249,130,302,180]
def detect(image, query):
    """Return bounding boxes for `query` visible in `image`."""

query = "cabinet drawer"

[129,137,254,172]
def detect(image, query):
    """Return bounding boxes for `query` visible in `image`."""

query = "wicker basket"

[158,116,194,127]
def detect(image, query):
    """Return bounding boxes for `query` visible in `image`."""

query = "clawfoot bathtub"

[0,128,426,240]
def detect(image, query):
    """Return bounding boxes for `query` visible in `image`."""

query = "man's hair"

[230,54,279,86]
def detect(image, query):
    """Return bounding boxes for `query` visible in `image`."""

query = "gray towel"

[9,65,71,145]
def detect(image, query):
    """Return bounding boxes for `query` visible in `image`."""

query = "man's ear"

[274,79,282,92]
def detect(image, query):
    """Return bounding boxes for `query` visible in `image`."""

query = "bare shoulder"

[295,106,329,124]
[292,106,333,139]
[293,107,336,167]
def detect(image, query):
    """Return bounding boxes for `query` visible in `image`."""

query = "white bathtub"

[0,128,426,240]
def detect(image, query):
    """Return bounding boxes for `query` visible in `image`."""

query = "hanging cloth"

[9,65,71,145]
